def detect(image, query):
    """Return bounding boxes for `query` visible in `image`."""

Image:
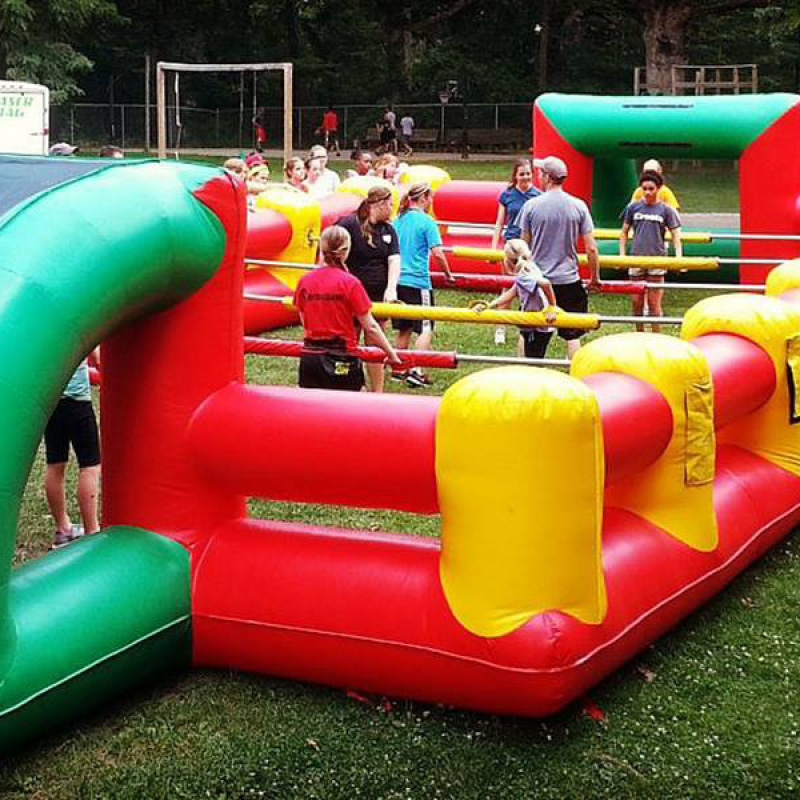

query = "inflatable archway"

[6,155,800,752]
[534,93,800,283]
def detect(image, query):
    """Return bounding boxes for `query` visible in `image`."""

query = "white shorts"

[628,268,666,278]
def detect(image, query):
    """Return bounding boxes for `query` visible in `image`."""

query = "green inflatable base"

[0,527,191,752]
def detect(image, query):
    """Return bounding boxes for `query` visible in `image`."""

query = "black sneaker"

[406,371,432,388]
[390,370,409,382]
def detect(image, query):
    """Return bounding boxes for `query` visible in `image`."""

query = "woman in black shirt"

[337,185,400,392]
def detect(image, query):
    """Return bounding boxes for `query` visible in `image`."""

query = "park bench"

[360,127,440,152]
[447,128,529,153]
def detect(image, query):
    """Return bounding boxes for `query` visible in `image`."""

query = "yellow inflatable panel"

[436,367,606,637]
[572,333,718,552]
[683,293,800,477]
[765,259,800,297]
[255,189,320,264]
[337,176,399,216]
[400,164,451,192]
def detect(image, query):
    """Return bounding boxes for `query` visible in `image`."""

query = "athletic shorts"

[553,280,588,341]
[628,268,667,278]
[520,329,554,359]
[44,397,100,467]
[298,339,365,392]
[361,280,388,303]
[392,286,434,335]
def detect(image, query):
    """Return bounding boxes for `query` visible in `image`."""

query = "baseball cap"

[533,156,567,179]
[245,152,265,168]
[49,142,79,156]
[309,145,327,159]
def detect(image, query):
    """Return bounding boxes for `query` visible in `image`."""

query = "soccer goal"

[156,61,293,164]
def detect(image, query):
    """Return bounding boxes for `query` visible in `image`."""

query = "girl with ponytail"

[294,225,401,391]
[473,238,558,359]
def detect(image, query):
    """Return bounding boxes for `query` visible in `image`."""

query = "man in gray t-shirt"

[519,156,599,358]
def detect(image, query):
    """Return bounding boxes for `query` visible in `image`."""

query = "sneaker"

[494,327,506,345]
[390,370,409,382]
[406,371,433,388]
[52,525,84,550]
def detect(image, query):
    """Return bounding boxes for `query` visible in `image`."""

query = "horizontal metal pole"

[599,314,684,325]
[600,280,765,292]
[446,246,719,270]
[244,336,570,370]
[717,257,783,265]
[458,353,570,368]
[714,232,800,242]
[243,294,684,328]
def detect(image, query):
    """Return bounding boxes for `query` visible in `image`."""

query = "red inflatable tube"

[243,269,299,335]
[691,333,776,428]
[190,445,800,716]
[432,180,506,224]
[245,209,293,261]
[192,331,777,516]
[187,384,440,513]
[319,192,361,229]
[243,337,458,369]
[581,372,672,484]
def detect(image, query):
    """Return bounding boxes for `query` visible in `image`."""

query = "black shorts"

[553,280,588,341]
[298,340,365,391]
[44,397,100,467]
[361,281,387,303]
[520,329,554,359]
[392,286,434,334]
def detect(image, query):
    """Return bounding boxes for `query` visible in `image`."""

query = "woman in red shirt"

[294,226,401,390]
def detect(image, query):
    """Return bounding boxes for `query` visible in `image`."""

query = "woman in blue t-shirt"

[490,158,541,250]
[489,158,541,343]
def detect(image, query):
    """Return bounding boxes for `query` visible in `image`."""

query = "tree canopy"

[1,0,799,106]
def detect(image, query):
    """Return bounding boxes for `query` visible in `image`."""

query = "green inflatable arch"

[0,157,226,750]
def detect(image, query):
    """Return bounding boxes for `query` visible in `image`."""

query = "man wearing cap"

[308,145,340,195]
[519,155,600,359]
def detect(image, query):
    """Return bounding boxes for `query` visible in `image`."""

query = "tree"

[0,0,121,102]
[631,0,782,93]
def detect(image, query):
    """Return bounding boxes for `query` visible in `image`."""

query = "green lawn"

[3,158,785,799]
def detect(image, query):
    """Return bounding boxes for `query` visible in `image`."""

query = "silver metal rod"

[599,280,765,292]
[247,258,314,269]
[244,294,684,327]
[599,315,684,325]
[457,353,570,368]
[436,220,494,230]
[718,257,784,265]
[713,232,800,242]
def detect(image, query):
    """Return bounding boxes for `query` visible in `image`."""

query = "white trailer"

[0,81,49,155]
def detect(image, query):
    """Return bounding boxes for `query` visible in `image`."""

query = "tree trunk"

[642,3,693,95]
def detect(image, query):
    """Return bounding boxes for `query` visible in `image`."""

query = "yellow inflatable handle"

[450,246,718,271]
[594,228,712,244]
[277,298,600,330]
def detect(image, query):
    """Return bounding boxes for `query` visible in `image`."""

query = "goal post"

[156,61,293,164]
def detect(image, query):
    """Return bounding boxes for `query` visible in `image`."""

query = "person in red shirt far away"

[294,226,402,390]
[320,105,341,156]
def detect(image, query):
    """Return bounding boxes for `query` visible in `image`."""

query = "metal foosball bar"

[243,294,686,327]
[244,336,572,369]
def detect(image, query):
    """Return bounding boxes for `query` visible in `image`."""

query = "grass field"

[6,161,796,800]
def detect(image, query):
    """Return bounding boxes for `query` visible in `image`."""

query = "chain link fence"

[50,101,534,152]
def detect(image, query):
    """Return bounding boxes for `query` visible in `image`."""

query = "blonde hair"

[399,181,431,215]
[320,225,351,268]
[503,238,536,276]
[357,185,393,247]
